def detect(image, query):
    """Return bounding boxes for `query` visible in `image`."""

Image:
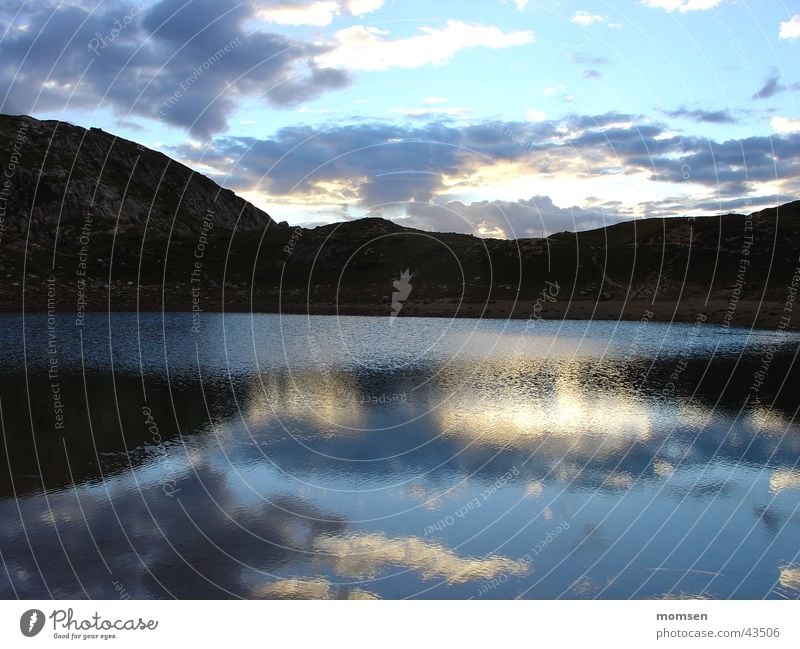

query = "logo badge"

[391,268,413,318]
[20,609,45,637]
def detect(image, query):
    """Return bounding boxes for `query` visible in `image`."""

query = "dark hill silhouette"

[1,114,798,329]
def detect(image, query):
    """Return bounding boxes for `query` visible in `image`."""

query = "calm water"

[1,313,799,599]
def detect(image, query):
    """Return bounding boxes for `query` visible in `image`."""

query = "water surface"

[1,313,799,599]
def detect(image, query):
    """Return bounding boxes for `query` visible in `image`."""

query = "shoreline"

[2,298,796,331]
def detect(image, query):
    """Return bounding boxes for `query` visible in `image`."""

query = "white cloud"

[256,0,383,26]
[346,0,384,15]
[779,15,800,40]
[771,116,800,134]
[257,1,341,26]
[423,96,447,105]
[515,0,530,9]
[543,84,566,97]
[641,0,722,12]
[571,10,607,26]
[317,21,534,71]
[526,109,546,122]
[608,22,623,29]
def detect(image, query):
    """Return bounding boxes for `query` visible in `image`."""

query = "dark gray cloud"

[569,52,608,80]
[752,74,787,100]
[568,53,610,66]
[180,122,467,206]
[0,0,350,137]
[664,106,735,124]
[642,133,800,195]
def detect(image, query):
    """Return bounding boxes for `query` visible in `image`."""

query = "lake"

[1,312,799,599]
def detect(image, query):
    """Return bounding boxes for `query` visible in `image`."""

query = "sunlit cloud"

[772,116,800,134]
[346,0,384,16]
[315,21,534,71]
[779,15,800,40]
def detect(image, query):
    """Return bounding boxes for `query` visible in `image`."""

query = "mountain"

[1,113,799,329]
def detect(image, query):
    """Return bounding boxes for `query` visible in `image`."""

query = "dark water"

[1,312,799,599]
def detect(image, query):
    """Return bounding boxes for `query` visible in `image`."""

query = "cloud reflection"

[770,470,800,494]
[255,577,379,600]
[314,533,531,584]
[780,567,800,592]
[436,377,652,452]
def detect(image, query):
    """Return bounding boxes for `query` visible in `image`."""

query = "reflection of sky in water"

[0,314,799,599]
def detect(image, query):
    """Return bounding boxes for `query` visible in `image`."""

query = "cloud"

[641,0,722,11]
[403,195,620,238]
[346,0,384,16]
[664,106,735,124]
[752,74,787,99]
[502,0,529,10]
[543,84,567,97]
[641,132,800,195]
[255,0,384,25]
[0,2,527,137]
[315,20,534,71]
[0,0,351,138]
[779,15,800,40]
[691,195,782,212]
[257,1,342,26]
[771,116,800,134]
[571,11,607,26]
[171,112,800,232]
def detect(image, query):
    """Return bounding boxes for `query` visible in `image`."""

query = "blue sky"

[1,0,798,237]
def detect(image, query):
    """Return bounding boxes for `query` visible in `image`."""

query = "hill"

[1,114,798,329]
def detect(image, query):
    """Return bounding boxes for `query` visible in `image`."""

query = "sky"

[0,0,798,238]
